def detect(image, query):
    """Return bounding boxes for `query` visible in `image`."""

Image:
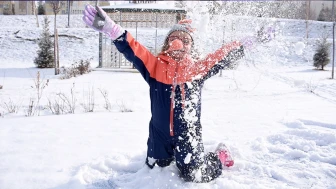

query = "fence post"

[56,29,59,74]
[119,11,122,68]
[155,12,158,54]
[332,0,335,79]
[98,33,102,68]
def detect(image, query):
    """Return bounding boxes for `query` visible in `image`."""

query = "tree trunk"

[67,0,71,28]
[56,29,60,75]
[54,14,57,75]
[32,1,39,27]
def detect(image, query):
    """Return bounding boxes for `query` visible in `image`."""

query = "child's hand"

[257,26,275,43]
[82,5,124,40]
[241,36,256,50]
[241,26,275,49]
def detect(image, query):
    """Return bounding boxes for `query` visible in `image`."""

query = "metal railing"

[100,38,155,68]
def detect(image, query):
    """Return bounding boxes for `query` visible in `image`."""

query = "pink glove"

[82,4,124,40]
[257,26,275,43]
[241,36,256,49]
[241,26,275,49]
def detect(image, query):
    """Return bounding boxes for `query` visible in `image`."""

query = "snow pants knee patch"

[177,152,223,183]
[146,157,174,169]
[174,130,223,183]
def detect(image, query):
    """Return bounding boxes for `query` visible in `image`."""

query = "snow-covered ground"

[1,7,336,189]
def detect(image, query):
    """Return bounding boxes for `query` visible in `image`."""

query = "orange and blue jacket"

[113,31,244,140]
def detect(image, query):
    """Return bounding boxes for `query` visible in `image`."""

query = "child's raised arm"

[192,41,245,80]
[83,5,157,84]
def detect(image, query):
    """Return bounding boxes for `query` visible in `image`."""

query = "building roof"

[101,3,186,13]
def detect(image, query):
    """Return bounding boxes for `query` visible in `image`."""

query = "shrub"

[313,38,331,70]
[60,58,92,79]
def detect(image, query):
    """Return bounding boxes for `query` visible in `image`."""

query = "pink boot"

[215,143,234,167]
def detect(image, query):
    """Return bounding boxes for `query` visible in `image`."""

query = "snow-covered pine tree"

[34,16,54,68]
[313,38,331,70]
[317,7,334,21]
[38,2,45,15]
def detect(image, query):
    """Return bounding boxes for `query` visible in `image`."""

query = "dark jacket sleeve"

[113,31,157,84]
[190,41,244,81]
[201,45,244,81]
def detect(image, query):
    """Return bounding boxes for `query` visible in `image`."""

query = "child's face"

[167,31,192,61]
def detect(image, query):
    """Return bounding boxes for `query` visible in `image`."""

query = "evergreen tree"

[34,16,54,68]
[313,38,331,70]
[38,2,45,15]
[318,7,326,21]
[317,7,334,21]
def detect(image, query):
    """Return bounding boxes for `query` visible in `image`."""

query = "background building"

[0,0,335,21]
[99,2,186,68]
[0,1,14,15]
[0,1,110,15]
[44,1,110,15]
[14,1,34,15]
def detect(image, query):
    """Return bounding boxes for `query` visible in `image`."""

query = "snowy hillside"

[0,14,335,68]
[0,8,336,189]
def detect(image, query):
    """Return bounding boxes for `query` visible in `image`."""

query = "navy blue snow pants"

[145,120,223,183]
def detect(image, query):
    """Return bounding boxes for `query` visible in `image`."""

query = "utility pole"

[332,0,335,79]
[305,0,311,39]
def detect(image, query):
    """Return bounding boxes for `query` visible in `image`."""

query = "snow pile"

[294,42,305,55]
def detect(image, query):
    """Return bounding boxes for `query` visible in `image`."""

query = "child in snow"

[83,5,244,183]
